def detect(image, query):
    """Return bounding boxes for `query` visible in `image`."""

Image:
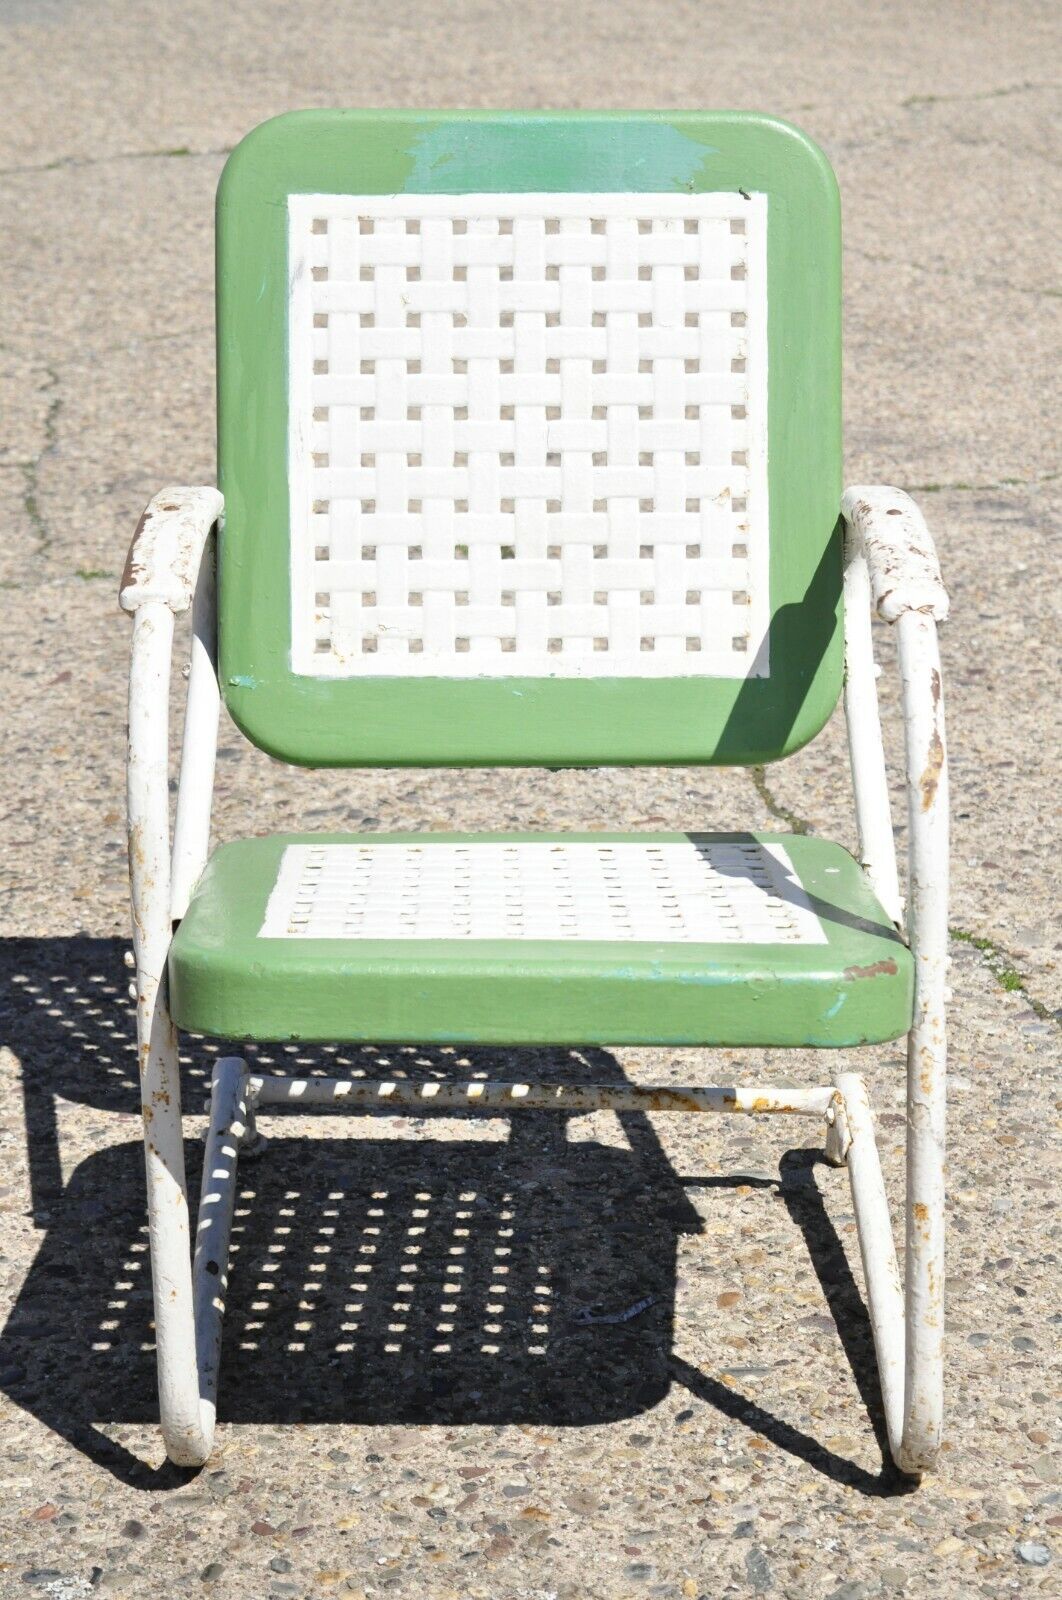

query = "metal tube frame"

[125,492,947,1477]
[840,514,949,1475]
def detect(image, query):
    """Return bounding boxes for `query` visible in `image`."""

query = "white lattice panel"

[288,192,769,678]
[258,841,824,944]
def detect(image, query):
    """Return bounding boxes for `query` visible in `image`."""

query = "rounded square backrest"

[217,112,842,766]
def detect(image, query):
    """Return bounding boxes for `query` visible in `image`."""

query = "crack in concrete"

[750,765,813,836]
[901,79,1059,108]
[20,366,61,555]
[907,472,1059,494]
[751,766,1058,1024]
[65,325,215,363]
[0,144,232,179]
[0,570,113,593]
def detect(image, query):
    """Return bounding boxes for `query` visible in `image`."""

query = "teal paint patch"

[227,673,260,689]
[404,117,711,194]
[824,993,847,1019]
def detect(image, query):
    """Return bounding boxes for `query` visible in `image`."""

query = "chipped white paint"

[835,1071,907,1457]
[841,486,949,623]
[248,1076,838,1116]
[119,486,223,616]
[193,1056,251,1435]
[842,522,904,926]
[126,492,227,1467]
[288,192,769,678]
[257,839,827,944]
[122,462,949,1484]
[896,607,948,1474]
[127,597,213,1466]
[842,484,950,1476]
[170,537,221,921]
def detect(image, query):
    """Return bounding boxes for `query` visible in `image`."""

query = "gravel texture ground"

[0,3,1059,1597]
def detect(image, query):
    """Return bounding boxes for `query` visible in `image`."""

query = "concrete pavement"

[0,3,1059,1595]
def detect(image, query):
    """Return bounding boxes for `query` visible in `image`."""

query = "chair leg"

[834,1071,906,1464]
[836,1048,945,1480]
[192,1057,250,1446]
[138,979,214,1467]
[897,1020,945,1476]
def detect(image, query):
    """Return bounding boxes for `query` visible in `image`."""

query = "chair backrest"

[217,112,841,766]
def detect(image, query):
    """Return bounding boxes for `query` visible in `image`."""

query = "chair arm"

[842,487,949,1474]
[125,487,222,950]
[119,486,223,615]
[841,486,949,624]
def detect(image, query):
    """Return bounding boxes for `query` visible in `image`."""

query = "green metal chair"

[120,111,949,1474]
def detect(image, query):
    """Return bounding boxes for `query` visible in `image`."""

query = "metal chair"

[120,111,949,1474]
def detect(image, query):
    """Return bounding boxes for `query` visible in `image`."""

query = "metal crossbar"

[246,1075,839,1116]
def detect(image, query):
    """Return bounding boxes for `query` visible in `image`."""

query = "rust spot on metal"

[930,667,941,705]
[919,1043,937,1097]
[913,1201,929,1223]
[120,511,150,603]
[844,959,898,981]
[127,818,148,872]
[920,727,944,811]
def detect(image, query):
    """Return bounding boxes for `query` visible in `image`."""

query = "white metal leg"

[128,602,213,1467]
[842,502,950,1476]
[896,611,948,1474]
[835,1071,906,1461]
[193,1057,250,1441]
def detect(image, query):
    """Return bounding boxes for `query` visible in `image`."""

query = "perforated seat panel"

[169,833,912,1046]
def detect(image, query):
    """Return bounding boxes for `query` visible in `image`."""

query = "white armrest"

[119,486,223,615]
[841,486,949,623]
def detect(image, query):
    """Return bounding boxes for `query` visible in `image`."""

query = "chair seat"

[168,832,913,1046]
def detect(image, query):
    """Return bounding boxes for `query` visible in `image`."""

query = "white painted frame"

[122,479,947,1476]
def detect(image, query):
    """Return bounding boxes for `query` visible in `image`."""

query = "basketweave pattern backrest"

[216,113,842,766]
[289,192,768,678]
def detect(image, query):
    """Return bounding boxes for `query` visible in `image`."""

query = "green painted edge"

[169,832,912,1046]
[216,110,842,767]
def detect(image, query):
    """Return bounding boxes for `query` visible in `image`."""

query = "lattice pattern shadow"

[2,1131,701,1428]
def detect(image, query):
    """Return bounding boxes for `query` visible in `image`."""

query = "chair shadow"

[690,834,906,945]
[1,936,913,1497]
